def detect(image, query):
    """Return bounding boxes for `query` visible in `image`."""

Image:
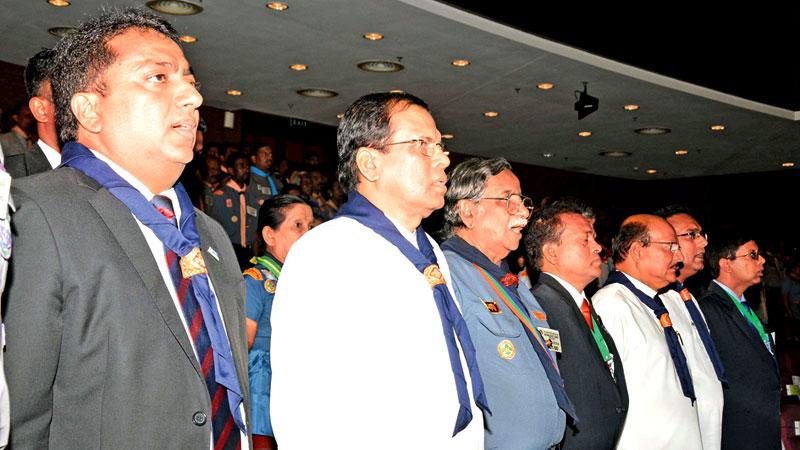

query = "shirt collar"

[620,270,658,298]
[385,214,418,249]
[37,139,61,169]
[714,279,746,303]
[543,272,586,307]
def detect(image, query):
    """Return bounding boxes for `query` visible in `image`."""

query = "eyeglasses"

[479,193,535,218]
[732,250,761,260]
[382,138,448,157]
[676,230,708,241]
[644,240,681,253]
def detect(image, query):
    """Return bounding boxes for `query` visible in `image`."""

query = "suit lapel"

[708,283,776,368]
[87,180,203,378]
[27,144,52,174]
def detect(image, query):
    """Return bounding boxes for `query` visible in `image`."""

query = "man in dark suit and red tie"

[3,8,250,449]
[526,199,628,449]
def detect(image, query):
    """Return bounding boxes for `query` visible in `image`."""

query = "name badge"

[537,327,562,353]
[246,206,258,217]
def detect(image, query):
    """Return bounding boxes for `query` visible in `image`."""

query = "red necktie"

[580,298,594,331]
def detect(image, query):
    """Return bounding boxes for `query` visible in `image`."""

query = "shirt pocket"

[476,310,522,339]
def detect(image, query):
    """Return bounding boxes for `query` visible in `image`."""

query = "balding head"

[613,214,684,291]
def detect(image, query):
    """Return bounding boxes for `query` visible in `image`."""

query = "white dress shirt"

[37,139,60,169]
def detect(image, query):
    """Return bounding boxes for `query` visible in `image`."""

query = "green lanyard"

[722,290,771,352]
[589,315,613,366]
[251,255,281,278]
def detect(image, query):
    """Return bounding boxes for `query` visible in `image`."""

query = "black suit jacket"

[532,273,628,450]
[699,281,780,450]
[3,142,51,178]
[4,167,251,448]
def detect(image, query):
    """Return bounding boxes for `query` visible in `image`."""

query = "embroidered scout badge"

[498,339,516,360]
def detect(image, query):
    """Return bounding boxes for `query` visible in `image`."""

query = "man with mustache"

[700,235,780,449]
[440,157,575,449]
[656,206,726,449]
[593,215,702,449]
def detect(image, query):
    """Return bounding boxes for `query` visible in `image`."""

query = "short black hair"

[25,48,56,100]
[612,221,650,264]
[226,152,249,170]
[654,204,694,220]
[51,7,179,144]
[336,92,429,193]
[525,198,594,269]
[706,233,755,278]
[254,195,308,255]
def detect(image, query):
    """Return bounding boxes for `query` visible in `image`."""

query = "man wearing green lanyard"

[700,235,780,450]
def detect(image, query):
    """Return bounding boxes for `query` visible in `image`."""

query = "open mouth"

[172,121,197,138]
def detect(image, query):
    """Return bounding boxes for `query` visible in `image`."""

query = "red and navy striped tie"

[153,195,241,450]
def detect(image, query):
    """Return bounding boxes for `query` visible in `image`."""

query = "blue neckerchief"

[61,141,246,433]
[670,282,728,386]
[441,235,578,423]
[607,271,696,403]
[250,166,278,196]
[336,191,489,436]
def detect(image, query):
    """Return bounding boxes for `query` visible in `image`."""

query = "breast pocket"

[476,311,522,338]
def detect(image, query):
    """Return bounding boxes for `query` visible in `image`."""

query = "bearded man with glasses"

[592,215,703,450]
[700,235,780,450]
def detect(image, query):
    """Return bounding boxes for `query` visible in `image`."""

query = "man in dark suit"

[2,49,58,178]
[4,8,250,448]
[526,199,628,449]
[700,235,780,450]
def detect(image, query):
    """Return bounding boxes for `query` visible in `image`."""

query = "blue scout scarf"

[60,141,246,433]
[441,235,578,422]
[606,270,695,403]
[250,166,278,196]
[336,191,489,436]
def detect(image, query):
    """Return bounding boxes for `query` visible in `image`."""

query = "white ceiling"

[1,0,797,179]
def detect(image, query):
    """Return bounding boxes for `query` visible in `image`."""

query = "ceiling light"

[179,35,198,43]
[226,89,242,96]
[451,59,470,67]
[336,113,344,119]
[645,169,658,174]
[674,149,689,156]
[783,162,795,168]
[289,64,307,71]
[48,27,76,38]
[357,60,404,73]
[441,134,454,139]
[710,124,725,131]
[266,2,288,11]
[623,104,640,111]
[146,0,203,15]
[363,32,384,41]
[598,151,632,158]
[542,153,554,158]
[537,83,554,90]
[296,88,338,98]
[388,89,404,94]
[578,131,592,137]
[483,111,499,118]
[47,0,70,6]
[635,127,671,135]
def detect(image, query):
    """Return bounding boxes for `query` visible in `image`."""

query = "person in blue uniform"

[244,195,313,450]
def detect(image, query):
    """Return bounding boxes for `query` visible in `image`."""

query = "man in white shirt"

[271,92,484,449]
[593,214,703,450]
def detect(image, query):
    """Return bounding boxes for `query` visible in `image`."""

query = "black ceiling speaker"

[574,82,599,120]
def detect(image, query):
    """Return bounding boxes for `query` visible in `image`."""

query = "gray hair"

[442,157,512,238]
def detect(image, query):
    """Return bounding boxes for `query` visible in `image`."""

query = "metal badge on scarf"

[424,264,446,288]
[180,247,208,279]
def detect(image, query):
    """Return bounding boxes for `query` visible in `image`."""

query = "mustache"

[510,218,529,228]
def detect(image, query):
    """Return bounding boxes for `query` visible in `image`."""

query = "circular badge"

[264,279,277,294]
[497,339,516,360]
[231,216,238,223]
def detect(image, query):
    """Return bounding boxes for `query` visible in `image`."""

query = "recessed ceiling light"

[388,89,404,94]
[635,127,671,135]
[363,32,383,41]
[645,169,658,174]
[146,0,203,15]
[48,27,76,38]
[226,89,242,96]
[783,162,795,168]
[537,83,554,90]
[623,104,640,111]
[336,113,344,119]
[578,131,592,137]
[357,60,404,73]
[710,124,725,131]
[598,151,632,158]
[483,111,499,118]
[179,35,198,43]
[674,149,689,156]
[47,0,70,6]
[542,153,554,158]
[289,64,308,71]
[451,59,470,67]
[296,88,338,98]
[266,2,289,11]
[441,134,454,139]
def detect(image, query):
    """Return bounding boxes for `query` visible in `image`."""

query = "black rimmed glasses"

[479,193,535,218]
[732,250,761,261]
[382,138,448,157]
[644,240,681,253]
[676,230,708,241]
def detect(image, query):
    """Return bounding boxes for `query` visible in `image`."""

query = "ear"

[457,199,479,229]
[541,242,558,266]
[355,147,381,183]
[718,257,732,274]
[71,92,102,134]
[262,226,277,248]
[28,96,52,123]
[629,241,644,262]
